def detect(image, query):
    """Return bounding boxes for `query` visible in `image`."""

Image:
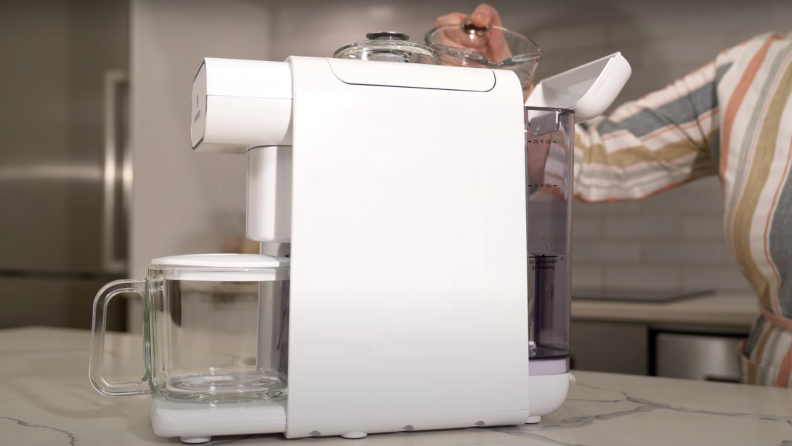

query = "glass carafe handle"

[89,279,149,396]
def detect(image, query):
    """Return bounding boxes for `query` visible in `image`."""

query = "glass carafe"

[89,254,289,403]
[525,107,573,376]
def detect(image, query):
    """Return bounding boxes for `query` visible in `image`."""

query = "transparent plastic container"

[89,254,289,403]
[525,107,573,376]
[425,19,542,100]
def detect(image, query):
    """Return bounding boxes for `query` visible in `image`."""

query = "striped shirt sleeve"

[573,61,722,202]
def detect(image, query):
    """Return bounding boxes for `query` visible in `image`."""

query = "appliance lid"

[151,253,289,268]
[334,31,441,65]
[525,52,632,122]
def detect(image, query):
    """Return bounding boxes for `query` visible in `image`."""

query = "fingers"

[435,3,502,29]
[434,12,471,47]
[435,12,466,28]
[470,3,503,28]
[432,4,508,61]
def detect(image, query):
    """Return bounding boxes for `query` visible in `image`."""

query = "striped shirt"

[573,33,792,386]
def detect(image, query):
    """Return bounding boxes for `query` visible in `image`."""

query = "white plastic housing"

[247,147,292,242]
[526,52,631,122]
[177,55,576,440]
[191,58,293,153]
[283,56,530,438]
[527,373,570,418]
[151,396,286,438]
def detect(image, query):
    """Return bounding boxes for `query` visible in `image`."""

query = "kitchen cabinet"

[570,321,649,375]
[569,292,756,381]
[571,319,747,382]
[655,332,743,383]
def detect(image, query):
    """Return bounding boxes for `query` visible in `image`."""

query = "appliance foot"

[526,416,542,424]
[341,431,368,439]
[180,436,211,444]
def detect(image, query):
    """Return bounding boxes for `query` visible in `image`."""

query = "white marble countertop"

[572,291,760,329]
[2,327,791,445]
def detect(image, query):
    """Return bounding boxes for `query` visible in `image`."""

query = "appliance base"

[341,431,368,439]
[150,395,286,439]
[528,373,570,418]
[179,436,211,444]
[150,373,569,440]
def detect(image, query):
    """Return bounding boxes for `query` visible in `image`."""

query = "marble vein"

[500,431,587,446]
[0,416,77,446]
[491,382,792,440]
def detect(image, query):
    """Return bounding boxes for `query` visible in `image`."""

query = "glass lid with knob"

[334,31,441,65]
[425,18,542,99]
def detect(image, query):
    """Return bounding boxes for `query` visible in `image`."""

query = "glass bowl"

[425,21,541,99]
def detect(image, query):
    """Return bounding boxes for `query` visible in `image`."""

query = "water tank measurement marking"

[529,257,557,271]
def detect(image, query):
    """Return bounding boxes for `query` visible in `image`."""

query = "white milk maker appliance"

[89,31,630,443]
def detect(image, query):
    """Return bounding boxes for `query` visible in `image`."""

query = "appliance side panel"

[286,58,529,436]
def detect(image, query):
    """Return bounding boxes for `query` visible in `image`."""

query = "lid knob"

[366,31,409,41]
[461,18,489,36]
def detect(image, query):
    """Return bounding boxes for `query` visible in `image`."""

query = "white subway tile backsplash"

[686,8,772,37]
[571,265,603,290]
[606,217,683,239]
[533,25,606,52]
[604,266,680,291]
[613,0,715,22]
[574,201,642,216]
[606,17,690,43]
[572,218,603,238]
[575,242,642,262]
[641,177,724,215]
[683,217,725,239]
[643,242,724,264]
[772,3,792,33]
[720,246,738,265]
[682,266,752,292]
[642,35,725,68]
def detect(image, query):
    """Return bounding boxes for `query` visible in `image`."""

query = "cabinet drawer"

[655,333,742,382]
[571,321,648,375]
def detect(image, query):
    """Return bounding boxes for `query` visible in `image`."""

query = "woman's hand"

[433,4,511,62]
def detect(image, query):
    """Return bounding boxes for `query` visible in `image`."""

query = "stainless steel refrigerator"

[0,0,129,330]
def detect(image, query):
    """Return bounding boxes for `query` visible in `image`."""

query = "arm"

[573,62,720,202]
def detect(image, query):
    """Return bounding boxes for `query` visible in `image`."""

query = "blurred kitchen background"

[1,0,790,381]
